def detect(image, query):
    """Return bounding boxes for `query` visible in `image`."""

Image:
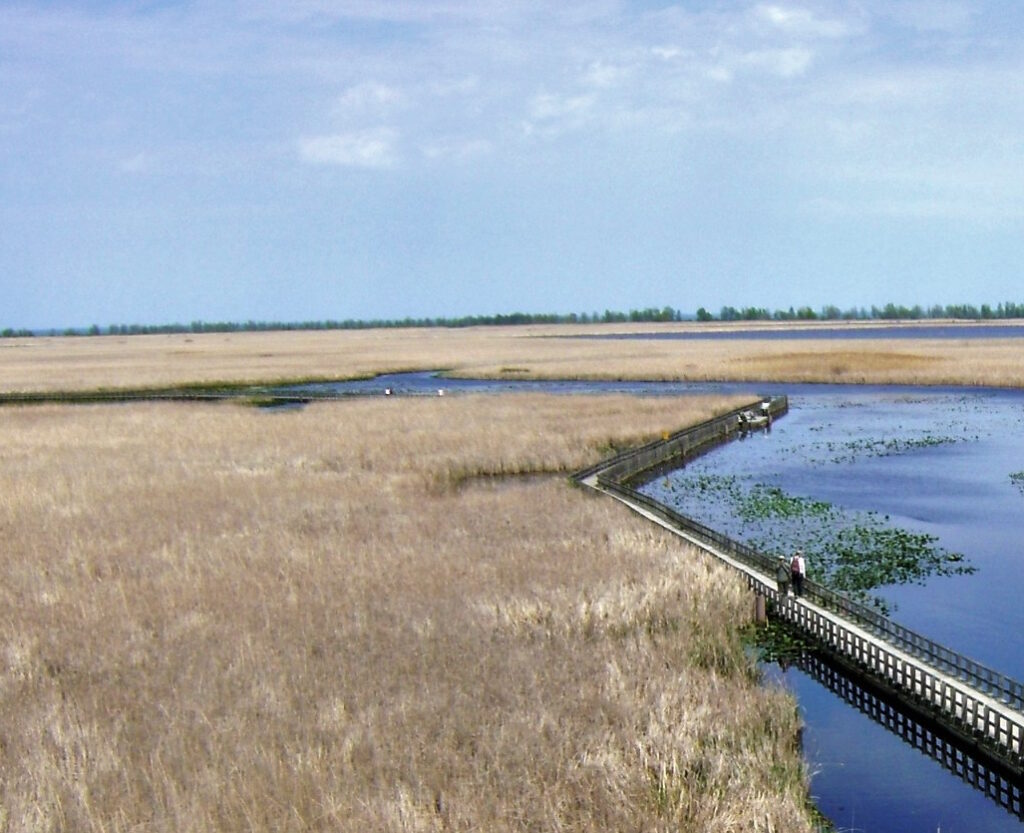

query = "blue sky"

[3,1,1024,328]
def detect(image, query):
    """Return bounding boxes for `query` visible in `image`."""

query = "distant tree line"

[697,301,1024,322]
[2,306,686,337]
[4,301,1024,338]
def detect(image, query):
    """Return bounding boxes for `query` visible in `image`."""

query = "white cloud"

[428,76,480,97]
[522,92,597,138]
[651,46,684,61]
[297,128,399,167]
[334,82,406,114]
[754,4,857,39]
[583,61,631,89]
[119,152,155,174]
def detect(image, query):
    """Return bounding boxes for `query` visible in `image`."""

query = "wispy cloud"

[334,82,406,115]
[754,4,860,39]
[118,152,155,174]
[522,92,598,138]
[297,128,399,168]
[739,46,815,78]
[420,137,492,161]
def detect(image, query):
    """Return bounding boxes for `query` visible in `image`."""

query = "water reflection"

[270,370,1023,402]
[763,639,1024,825]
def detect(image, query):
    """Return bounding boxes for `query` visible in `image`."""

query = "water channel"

[277,369,1024,832]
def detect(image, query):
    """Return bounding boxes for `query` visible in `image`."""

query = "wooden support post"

[754,591,767,626]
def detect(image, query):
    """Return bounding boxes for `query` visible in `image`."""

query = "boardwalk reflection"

[788,646,1024,821]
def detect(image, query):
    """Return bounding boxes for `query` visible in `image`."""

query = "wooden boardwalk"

[574,398,1024,777]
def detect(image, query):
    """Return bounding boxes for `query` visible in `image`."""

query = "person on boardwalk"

[790,550,806,597]
[776,556,791,597]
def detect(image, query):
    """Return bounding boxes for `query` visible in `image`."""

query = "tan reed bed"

[0,393,815,832]
[2,321,1023,395]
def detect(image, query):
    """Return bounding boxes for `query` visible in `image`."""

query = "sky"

[3,0,1024,329]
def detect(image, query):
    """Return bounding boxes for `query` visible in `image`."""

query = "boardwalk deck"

[574,398,1024,775]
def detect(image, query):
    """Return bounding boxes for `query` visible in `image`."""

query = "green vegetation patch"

[1011,471,1024,494]
[668,473,974,612]
[808,434,965,465]
[743,620,815,667]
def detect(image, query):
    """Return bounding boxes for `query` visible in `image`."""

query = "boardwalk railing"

[577,396,788,485]
[796,650,1024,821]
[575,397,1024,768]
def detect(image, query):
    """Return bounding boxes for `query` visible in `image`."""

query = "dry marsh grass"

[0,394,814,832]
[2,321,1023,394]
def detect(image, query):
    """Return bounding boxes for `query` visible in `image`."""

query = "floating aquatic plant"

[652,471,974,613]
[736,484,832,522]
[743,619,814,668]
[807,434,966,466]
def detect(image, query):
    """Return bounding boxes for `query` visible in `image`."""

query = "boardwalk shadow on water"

[751,620,1024,826]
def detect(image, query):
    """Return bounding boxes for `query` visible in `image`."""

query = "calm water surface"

[640,388,1024,833]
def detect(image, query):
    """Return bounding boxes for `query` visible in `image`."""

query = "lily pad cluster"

[743,619,814,668]
[805,434,966,466]
[1011,471,1024,495]
[658,473,973,613]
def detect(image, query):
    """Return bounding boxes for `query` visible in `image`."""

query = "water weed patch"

[1011,471,1024,494]
[662,473,972,611]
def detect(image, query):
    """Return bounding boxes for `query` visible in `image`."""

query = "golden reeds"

[0,394,814,831]
[2,322,1023,394]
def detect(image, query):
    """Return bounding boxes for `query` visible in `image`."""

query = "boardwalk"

[574,398,1024,782]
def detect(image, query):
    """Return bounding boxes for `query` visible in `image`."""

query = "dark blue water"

[639,388,1024,832]
[275,372,1024,831]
